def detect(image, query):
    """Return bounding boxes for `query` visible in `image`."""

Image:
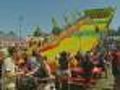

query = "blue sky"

[0,0,120,37]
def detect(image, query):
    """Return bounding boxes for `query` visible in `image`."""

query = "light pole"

[18,16,24,42]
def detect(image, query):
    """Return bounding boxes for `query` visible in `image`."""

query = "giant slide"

[40,8,114,58]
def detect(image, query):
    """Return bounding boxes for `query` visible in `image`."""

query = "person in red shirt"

[111,49,120,90]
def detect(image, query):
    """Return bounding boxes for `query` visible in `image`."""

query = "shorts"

[56,69,71,77]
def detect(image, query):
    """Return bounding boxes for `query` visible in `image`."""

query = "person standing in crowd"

[58,51,71,77]
[32,51,55,90]
[55,51,71,90]
[68,53,78,69]
[4,47,24,90]
[80,52,94,78]
[0,49,6,90]
[16,51,38,90]
[111,49,120,90]
[75,51,83,65]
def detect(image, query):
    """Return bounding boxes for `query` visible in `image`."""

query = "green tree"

[0,31,5,36]
[117,27,120,35]
[64,15,72,27]
[7,30,16,37]
[33,26,43,37]
[52,17,63,35]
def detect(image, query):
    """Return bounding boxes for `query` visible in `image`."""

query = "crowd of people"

[0,39,120,90]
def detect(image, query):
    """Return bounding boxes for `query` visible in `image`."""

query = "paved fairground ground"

[57,66,115,90]
[91,66,114,90]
